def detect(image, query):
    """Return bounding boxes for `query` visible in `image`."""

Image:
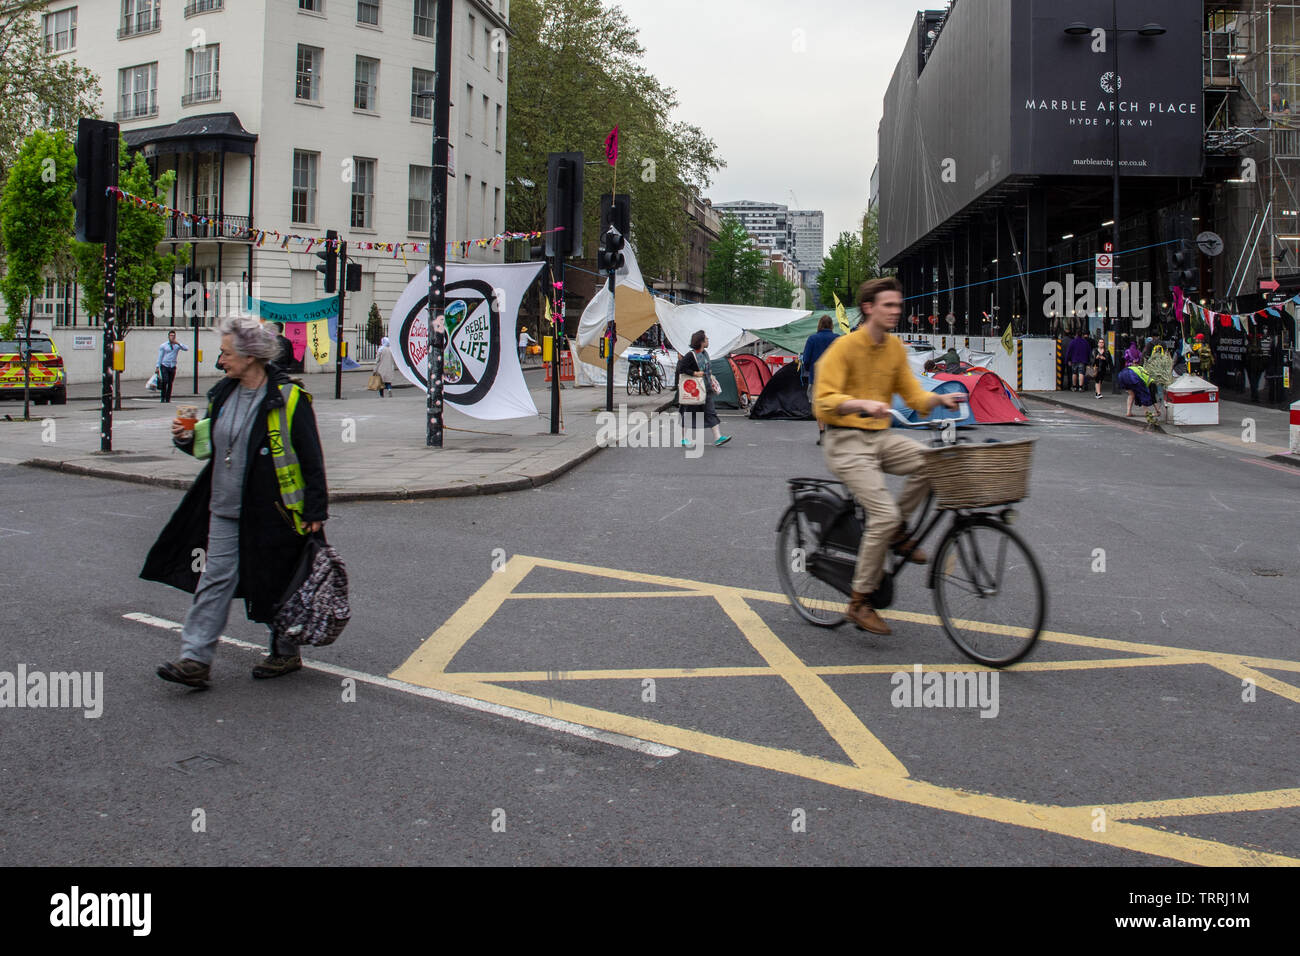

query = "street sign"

[1103,241,1114,253]
[1096,253,1113,289]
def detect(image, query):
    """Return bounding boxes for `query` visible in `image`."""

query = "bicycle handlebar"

[859,403,969,427]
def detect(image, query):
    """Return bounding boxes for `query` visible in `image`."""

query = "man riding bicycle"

[812,277,963,635]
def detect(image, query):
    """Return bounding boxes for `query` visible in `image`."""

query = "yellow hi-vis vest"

[205,383,308,535]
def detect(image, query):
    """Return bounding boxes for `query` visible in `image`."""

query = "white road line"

[124,612,679,758]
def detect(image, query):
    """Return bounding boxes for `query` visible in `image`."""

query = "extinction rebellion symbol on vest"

[398,278,502,406]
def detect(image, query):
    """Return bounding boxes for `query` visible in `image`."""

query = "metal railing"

[181,87,221,107]
[164,214,251,241]
[117,14,161,39]
[113,103,158,122]
[184,0,223,16]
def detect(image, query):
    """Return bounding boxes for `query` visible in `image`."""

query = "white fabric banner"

[659,303,809,359]
[387,263,543,420]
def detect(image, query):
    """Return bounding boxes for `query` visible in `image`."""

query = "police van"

[0,334,67,405]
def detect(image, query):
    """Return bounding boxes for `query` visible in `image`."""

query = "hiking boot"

[890,533,928,564]
[157,658,210,687]
[252,655,302,679]
[846,591,891,635]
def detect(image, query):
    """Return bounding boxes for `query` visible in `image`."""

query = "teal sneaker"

[714,435,732,446]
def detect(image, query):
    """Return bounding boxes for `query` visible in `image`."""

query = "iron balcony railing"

[117,14,161,39]
[165,214,251,241]
[184,0,223,16]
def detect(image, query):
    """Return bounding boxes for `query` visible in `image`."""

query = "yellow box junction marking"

[390,555,1300,866]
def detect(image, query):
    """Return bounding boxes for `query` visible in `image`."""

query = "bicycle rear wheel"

[775,507,846,627]
[626,369,637,395]
[932,516,1045,667]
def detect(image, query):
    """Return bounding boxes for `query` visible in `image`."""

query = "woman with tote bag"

[372,336,397,397]
[675,330,731,449]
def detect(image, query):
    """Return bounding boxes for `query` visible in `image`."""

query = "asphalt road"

[1,403,1297,865]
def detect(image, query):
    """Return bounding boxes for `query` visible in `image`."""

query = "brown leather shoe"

[891,534,928,564]
[846,591,892,635]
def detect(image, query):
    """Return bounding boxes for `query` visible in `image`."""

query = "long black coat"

[140,366,329,624]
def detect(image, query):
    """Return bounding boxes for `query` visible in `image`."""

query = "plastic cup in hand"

[176,404,198,431]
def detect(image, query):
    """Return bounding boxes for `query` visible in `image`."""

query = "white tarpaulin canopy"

[658,303,809,358]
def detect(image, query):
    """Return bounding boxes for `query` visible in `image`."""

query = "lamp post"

[1065,10,1165,337]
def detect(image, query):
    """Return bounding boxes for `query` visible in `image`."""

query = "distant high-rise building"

[790,209,824,289]
[712,199,798,269]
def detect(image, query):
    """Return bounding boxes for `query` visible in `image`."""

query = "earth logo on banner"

[397,278,502,406]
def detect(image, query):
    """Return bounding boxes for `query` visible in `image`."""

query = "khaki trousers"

[822,427,931,594]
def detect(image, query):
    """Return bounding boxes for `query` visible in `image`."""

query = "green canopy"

[748,311,838,354]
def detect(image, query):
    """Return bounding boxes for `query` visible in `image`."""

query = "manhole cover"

[171,753,234,775]
[1251,568,1283,577]
[465,447,517,454]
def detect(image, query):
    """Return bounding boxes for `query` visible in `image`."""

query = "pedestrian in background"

[143,317,329,688]
[156,331,187,403]
[518,325,536,365]
[1090,337,1111,399]
[271,321,295,371]
[373,336,396,397]
[800,315,837,445]
[676,330,731,448]
[1065,330,1090,391]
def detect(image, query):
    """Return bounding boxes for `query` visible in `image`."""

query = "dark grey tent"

[750,362,813,420]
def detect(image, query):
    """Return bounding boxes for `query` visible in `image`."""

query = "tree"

[703,215,765,305]
[0,129,75,419]
[817,231,870,311]
[861,206,883,279]
[72,138,186,328]
[759,270,798,310]
[366,301,384,346]
[504,0,724,278]
[0,1,99,248]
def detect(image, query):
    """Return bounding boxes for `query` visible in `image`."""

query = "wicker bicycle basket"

[921,438,1036,509]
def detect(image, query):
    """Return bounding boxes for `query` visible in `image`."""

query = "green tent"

[748,311,839,354]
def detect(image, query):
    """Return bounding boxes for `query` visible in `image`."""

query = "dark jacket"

[1065,336,1090,364]
[275,335,295,370]
[140,365,329,624]
[800,329,838,385]
[676,350,710,377]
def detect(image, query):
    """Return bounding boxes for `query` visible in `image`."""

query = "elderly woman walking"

[373,336,397,397]
[143,317,329,687]
[675,330,731,448]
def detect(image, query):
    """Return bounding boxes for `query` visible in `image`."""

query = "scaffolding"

[1206,2,1300,292]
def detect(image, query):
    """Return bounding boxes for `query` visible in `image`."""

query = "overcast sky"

[611,0,923,261]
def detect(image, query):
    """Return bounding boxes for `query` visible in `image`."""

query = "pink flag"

[604,126,619,166]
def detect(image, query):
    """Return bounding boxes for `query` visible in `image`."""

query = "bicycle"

[774,408,1045,667]
[626,352,664,395]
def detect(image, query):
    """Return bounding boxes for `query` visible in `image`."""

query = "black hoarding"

[1011,0,1204,178]
[879,0,1204,265]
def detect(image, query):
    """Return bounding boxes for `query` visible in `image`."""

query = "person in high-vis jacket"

[813,277,963,636]
[142,317,328,688]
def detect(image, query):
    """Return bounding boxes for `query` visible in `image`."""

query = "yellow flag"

[308,319,331,363]
[544,295,552,326]
[1000,323,1015,356]
[833,293,850,334]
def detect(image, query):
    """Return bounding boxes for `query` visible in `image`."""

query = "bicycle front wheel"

[626,370,637,395]
[932,516,1045,667]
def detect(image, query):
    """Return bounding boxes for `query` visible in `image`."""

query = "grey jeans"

[179,514,297,665]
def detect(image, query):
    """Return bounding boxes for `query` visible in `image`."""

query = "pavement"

[0,366,668,500]
[1023,386,1299,468]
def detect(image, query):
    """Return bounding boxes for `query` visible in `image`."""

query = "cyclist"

[812,276,963,635]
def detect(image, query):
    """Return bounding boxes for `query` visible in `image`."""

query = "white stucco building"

[33,0,510,356]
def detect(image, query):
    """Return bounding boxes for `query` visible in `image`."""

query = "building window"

[299,0,323,10]
[462,174,471,238]
[351,157,375,228]
[484,27,491,68]
[481,94,489,145]
[184,0,223,15]
[190,153,218,217]
[357,0,379,26]
[354,56,378,111]
[43,6,77,53]
[464,83,473,136]
[468,13,476,57]
[413,0,433,37]
[408,165,432,234]
[494,187,501,234]
[119,1,159,38]
[480,181,488,235]
[296,45,322,101]
[117,62,158,120]
[291,150,318,225]
[184,44,220,106]
[411,68,434,118]
[495,103,502,151]
[497,43,504,80]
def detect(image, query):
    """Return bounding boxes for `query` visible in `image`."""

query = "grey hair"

[219,316,281,361]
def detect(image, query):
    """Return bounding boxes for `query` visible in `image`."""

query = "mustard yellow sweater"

[812,329,939,429]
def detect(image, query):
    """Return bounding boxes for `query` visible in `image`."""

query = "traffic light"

[545,152,584,258]
[345,261,362,292]
[75,118,119,243]
[1171,238,1199,291]
[598,226,625,272]
[600,193,630,245]
[316,228,338,293]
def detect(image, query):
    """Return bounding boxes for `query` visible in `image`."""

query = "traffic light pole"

[336,241,347,400]
[100,147,119,453]
[551,257,563,434]
[604,265,615,413]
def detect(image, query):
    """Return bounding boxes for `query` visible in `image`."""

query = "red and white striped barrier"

[1290,399,1299,454]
